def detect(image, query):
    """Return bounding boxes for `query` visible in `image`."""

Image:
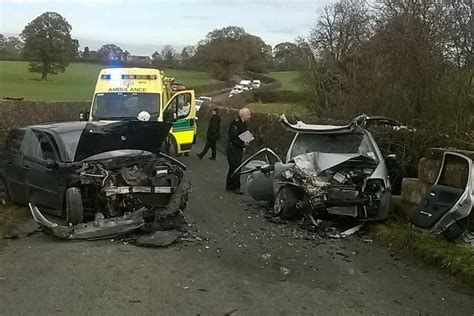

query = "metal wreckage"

[234,114,473,240]
[0,121,189,242]
[1,115,471,243]
[233,114,399,237]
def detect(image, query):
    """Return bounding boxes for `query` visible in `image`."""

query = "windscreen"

[291,132,378,161]
[91,93,160,120]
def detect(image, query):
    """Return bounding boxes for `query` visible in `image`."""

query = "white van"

[252,80,261,89]
[239,80,252,90]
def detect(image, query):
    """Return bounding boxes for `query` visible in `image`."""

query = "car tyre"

[65,187,84,225]
[273,187,298,220]
[443,219,466,241]
[165,135,178,157]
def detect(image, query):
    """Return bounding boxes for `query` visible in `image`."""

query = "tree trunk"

[41,72,48,80]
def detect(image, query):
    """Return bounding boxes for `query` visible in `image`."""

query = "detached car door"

[21,129,64,212]
[1,129,27,203]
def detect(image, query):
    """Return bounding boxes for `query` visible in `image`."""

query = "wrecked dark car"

[234,114,398,223]
[0,121,189,239]
[412,152,473,240]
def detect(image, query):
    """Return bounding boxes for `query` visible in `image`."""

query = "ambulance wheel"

[167,136,178,156]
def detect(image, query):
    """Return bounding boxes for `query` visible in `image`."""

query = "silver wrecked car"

[234,114,399,221]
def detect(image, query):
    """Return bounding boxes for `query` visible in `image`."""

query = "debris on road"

[280,266,291,275]
[328,222,365,239]
[128,300,141,304]
[262,253,272,260]
[136,230,182,247]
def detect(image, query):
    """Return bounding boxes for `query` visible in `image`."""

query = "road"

[0,141,473,315]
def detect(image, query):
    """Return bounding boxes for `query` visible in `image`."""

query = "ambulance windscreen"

[91,93,160,120]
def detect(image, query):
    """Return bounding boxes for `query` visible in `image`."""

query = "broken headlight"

[365,179,385,197]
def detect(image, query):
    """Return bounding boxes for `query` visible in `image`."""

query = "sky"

[0,0,334,55]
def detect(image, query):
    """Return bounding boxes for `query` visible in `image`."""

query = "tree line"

[0,12,302,80]
[293,0,472,140]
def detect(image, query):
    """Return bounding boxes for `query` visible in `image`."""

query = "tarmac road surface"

[0,141,473,315]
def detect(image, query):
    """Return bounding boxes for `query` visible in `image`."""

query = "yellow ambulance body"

[89,68,196,154]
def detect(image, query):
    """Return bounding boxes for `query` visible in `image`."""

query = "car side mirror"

[385,153,397,161]
[45,158,58,169]
[79,111,90,121]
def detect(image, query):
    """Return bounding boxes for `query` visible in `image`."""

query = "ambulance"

[87,68,197,155]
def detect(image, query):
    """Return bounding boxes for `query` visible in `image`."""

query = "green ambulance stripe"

[172,119,193,132]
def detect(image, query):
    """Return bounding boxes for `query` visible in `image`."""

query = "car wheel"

[273,187,298,220]
[0,178,10,204]
[65,187,83,225]
[443,219,467,241]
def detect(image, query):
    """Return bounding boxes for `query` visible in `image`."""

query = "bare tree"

[310,0,371,62]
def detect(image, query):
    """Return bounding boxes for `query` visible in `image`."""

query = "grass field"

[0,61,219,101]
[268,71,302,91]
[247,102,307,116]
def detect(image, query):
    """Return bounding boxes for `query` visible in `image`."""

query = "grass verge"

[373,200,474,288]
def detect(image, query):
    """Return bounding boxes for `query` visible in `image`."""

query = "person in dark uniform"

[196,108,221,160]
[226,107,252,194]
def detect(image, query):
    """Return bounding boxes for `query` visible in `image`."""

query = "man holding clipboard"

[226,107,253,194]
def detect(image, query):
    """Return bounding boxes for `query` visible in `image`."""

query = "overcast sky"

[0,0,334,55]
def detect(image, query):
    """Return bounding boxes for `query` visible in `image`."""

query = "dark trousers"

[226,145,243,190]
[198,139,217,159]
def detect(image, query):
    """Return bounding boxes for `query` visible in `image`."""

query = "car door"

[413,152,473,233]
[232,148,283,201]
[1,129,27,203]
[162,91,195,122]
[21,129,63,212]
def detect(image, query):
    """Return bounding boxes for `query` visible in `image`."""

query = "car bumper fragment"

[28,203,146,240]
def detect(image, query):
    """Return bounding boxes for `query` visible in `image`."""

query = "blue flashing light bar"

[101,74,157,80]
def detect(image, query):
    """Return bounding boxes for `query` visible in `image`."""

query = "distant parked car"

[252,80,261,89]
[195,99,204,112]
[240,80,253,90]
[228,85,244,98]
[198,96,212,102]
